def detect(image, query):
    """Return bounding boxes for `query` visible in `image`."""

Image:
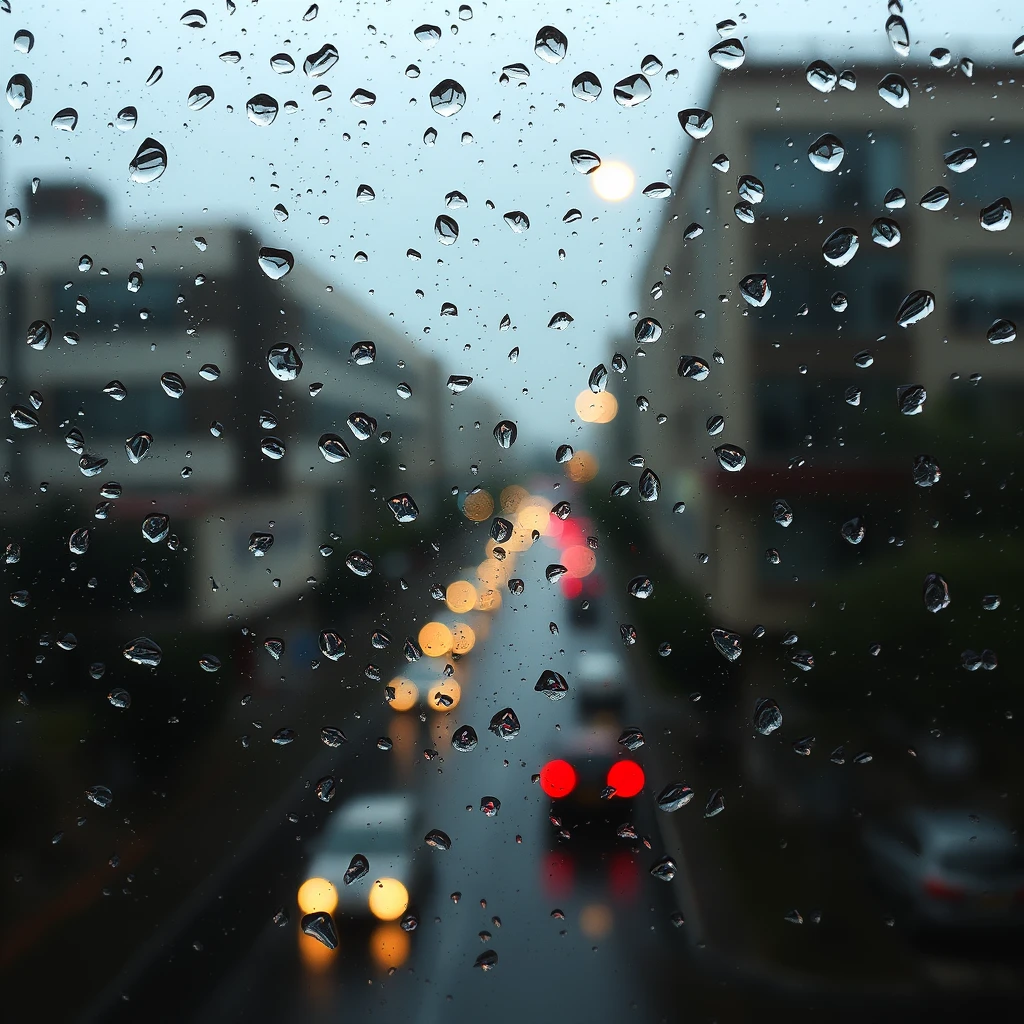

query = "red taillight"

[606,760,645,798]
[924,876,966,901]
[540,759,577,798]
[559,576,583,600]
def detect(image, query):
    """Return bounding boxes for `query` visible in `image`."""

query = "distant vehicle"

[862,808,1024,934]
[299,793,426,926]
[573,650,627,717]
[539,717,645,843]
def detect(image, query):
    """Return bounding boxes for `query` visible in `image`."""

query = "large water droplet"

[638,467,661,501]
[246,93,279,125]
[435,214,459,244]
[129,138,168,182]
[754,698,783,735]
[10,405,38,429]
[142,513,170,543]
[919,186,949,211]
[424,828,452,851]
[822,227,859,267]
[535,25,568,63]
[613,73,651,107]
[115,106,137,130]
[303,43,339,78]
[125,431,153,464]
[739,273,771,307]
[656,782,694,812]
[923,572,950,613]
[886,15,910,57]
[871,217,901,248]
[345,550,374,577]
[897,383,928,415]
[123,636,162,667]
[709,38,745,69]
[569,149,602,174]
[343,855,369,886]
[878,73,909,108]
[6,73,32,110]
[980,197,1012,232]
[493,420,517,448]
[840,516,866,545]
[489,707,521,740]
[187,85,215,110]
[301,912,338,949]
[51,107,78,131]
[85,785,114,808]
[715,444,746,472]
[535,669,568,699]
[807,133,845,172]
[987,318,1016,345]
[387,493,419,523]
[895,290,935,327]
[429,79,466,116]
[712,628,742,661]
[13,30,34,54]
[678,108,714,140]
[571,71,601,101]
[805,60,837,93]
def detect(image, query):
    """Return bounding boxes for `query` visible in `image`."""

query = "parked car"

[862,808,1024,934]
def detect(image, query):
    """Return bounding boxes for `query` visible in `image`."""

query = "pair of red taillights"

[539,758,645,799]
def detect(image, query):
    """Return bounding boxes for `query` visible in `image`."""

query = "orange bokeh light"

[450,622,476,654]
[500,484,529,514]
[368,922,410,970]
[575,390,618,424]
[387,676,418,712]
[463,490,494,522]
[427,677,461,711]
[566,451,598,483]
[445,580,478,614]
[418,622,453,657]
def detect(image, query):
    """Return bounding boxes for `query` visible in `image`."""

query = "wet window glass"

[4,2,1024,1020]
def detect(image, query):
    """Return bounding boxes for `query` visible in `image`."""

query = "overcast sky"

[2,0,1019,425]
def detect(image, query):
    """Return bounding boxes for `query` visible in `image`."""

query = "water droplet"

[678,108,714,140]
[13,29,33,54]
[535,25,568,63]
[10,405,38,429]
[637,467,661,502]
[944,147,977,174]
[913,454,941,487]
[301,911,338,949]
[187,85,215,110]
[345,550,374,577]
[503,210,530,233]
[85,785,113,809]
[434,214,459,244]
[841,516,866,545]
[618,727,645,751]
[754,699,782,735]
[115,105,137,131]
[822,227,859,267]
[650,855,677,881]
[26,320,52,350]
[704,789,726,818]
[627,575,654,600]
[493,420,517,448]
[930,47,951,67]
[122,636,162,667]
[315,776,337,803]
[260,436,286,460]
[886,15,909,57]
[806,60,838,93]
[125,431,153,464]
[535,669,568,699]
[480,796,500,817]
[919,186,949,211]
[68,527,90,555]
[429,79,466,116]
[678,356,710,381]
[343,854,369,885]
[987,318,1016,345]
[257,246,293,279]
[267,343,302,380]
[714,444,746,472]
[474,950,497,970]
[107,687,131,709]
[709,38,745,70]
[129,138,168,183]
[923,573,950,613]
[142,513,170,543]
[980,197,1012,232]
[571,71,601,101]
[413,23,441,46]
[712,628,742,662]
[772,499,794,528]
[304,43,338,78]
[870,217,901,248]
[808,133,845,172]
[877,73,909,108]
[613,73,651,107]
[569,149,602,174]
[739,274,771,307]
[317,433,350,463]
[51,107,78,131]
[346,411,377,440]
[884,187,906,210]
[387,493,419,523]
[489,707,520,740]
[897,383,927,415]
[895,290,935,327]
[6,73,32,110]
[424,828,452,851]
[248,532,274,557]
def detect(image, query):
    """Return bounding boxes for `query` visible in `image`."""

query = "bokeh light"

[418,621,453,657]
[450,622,476,655]
[368,922,411,970]
[387,676,418,712]
[561,543,597,578]
[500,484,529,514]
[575,390,619,423]
[427,677,461,711]
[368,877,410,921]
[591,159,635,201]
[566,451,599,483]
[297,877,338,915]
[606,759,645,798]
[445,580,478,614]
[579,903,614,939]
[517,499,554,535]
[299,926,338,971]
[462,489,494,521]
[539,759,577,798]
[476,587,502,612]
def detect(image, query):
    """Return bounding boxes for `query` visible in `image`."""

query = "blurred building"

[627,63,1024,629]
[0,182,449,628]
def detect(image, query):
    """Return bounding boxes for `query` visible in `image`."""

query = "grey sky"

[2,0,1018,431]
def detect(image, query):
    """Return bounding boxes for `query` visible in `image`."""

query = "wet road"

[188,535,688,1023]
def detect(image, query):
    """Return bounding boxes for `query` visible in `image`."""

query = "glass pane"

[3,2,1024,1020]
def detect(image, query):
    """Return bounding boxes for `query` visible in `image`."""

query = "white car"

[300,793,421,924]
[863,808,1024,933]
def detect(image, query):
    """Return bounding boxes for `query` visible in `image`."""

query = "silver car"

[863,808,1024,933]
